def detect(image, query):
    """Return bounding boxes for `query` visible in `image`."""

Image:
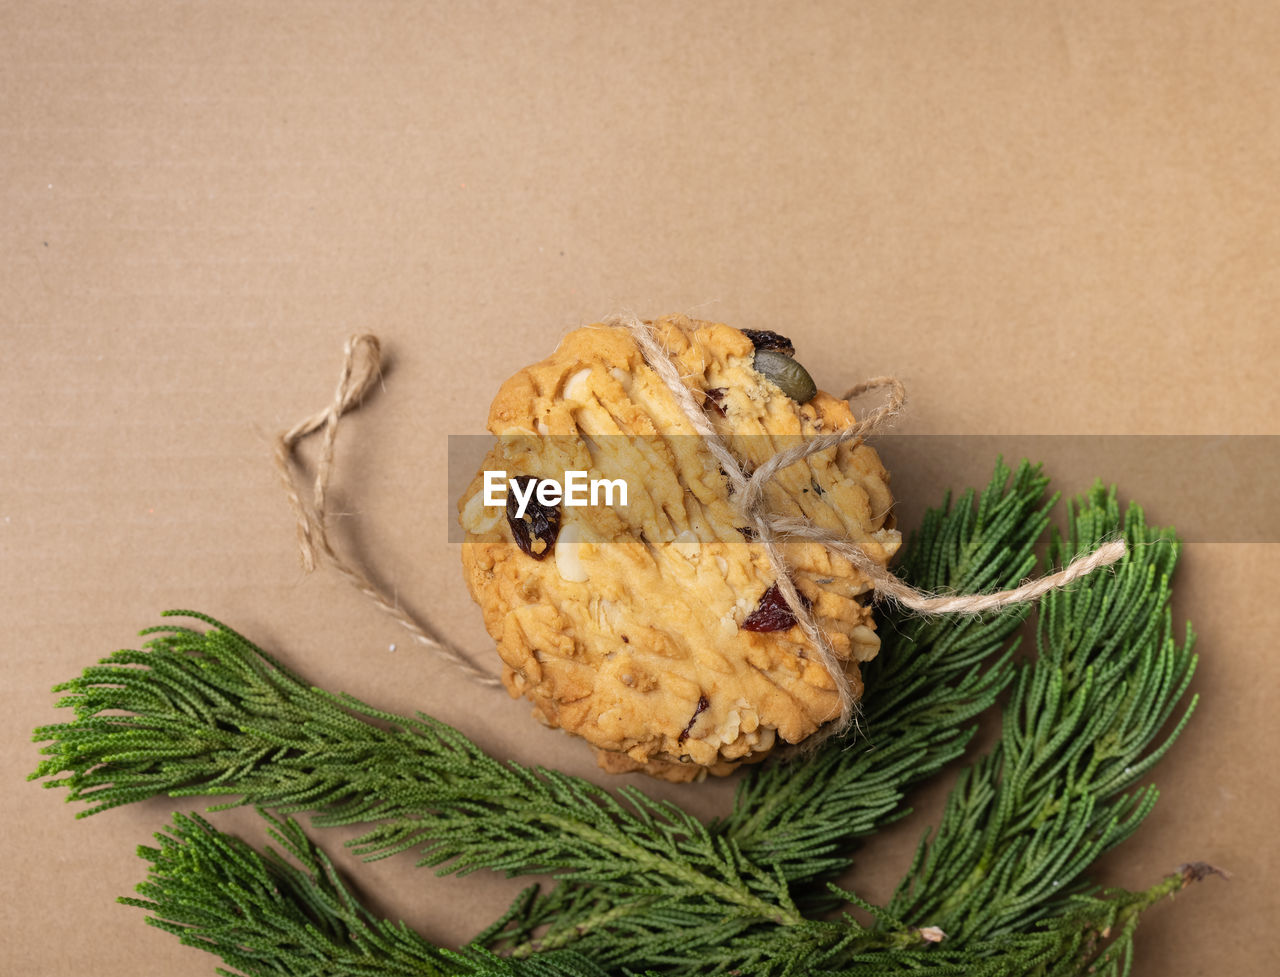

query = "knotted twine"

[274,334,502,688]
[276,322,1126,732]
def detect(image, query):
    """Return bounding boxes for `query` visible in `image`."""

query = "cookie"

[458,315,899,781]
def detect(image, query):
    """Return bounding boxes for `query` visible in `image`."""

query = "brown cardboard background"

[3,1,1276,974]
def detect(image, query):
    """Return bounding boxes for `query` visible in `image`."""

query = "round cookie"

[458,315,900,781]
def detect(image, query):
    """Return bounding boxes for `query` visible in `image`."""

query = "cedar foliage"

[31,460,1205,976]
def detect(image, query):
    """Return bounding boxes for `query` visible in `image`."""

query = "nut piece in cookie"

[458,315,900,782]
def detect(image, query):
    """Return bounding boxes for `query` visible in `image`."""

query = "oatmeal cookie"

[458,315,899,781]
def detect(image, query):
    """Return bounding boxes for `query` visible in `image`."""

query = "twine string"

[609,312,1127,730]
[276,323,1127,730]
[274,334,503,688]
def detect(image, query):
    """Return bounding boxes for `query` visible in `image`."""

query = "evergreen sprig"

[887,486,1198,942]
[127,806,1209,977]
[30,613,806,932]
[30,460,1207,976]
[723,460,1054,882]
[485,460,1055,961]
[124,807,613,977]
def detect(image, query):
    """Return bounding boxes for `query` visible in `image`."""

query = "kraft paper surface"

[4,3,1276,974]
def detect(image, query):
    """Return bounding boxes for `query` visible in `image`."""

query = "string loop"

[275,334,503,688]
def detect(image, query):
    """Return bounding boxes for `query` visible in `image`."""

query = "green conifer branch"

[30,614,802,930]
[886,485,1198,942]
[487,460,1053,957]
[123,807,1214,977]
[722,459,1053,880]
[30,461,1207,976]
[123,807,616,977]
[473,472,1201,970]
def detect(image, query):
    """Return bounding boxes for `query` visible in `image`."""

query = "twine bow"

[610,313,1125,730]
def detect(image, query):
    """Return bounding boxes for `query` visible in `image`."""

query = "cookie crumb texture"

[458,316,900,781]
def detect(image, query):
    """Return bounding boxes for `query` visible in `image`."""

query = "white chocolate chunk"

[461,491,503,533]
[555,521,591,582]
[719,709,742,744]
[850,624,881,656]
[872,527,902,558]
[564,367,593,403]
[672,529,701,560]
